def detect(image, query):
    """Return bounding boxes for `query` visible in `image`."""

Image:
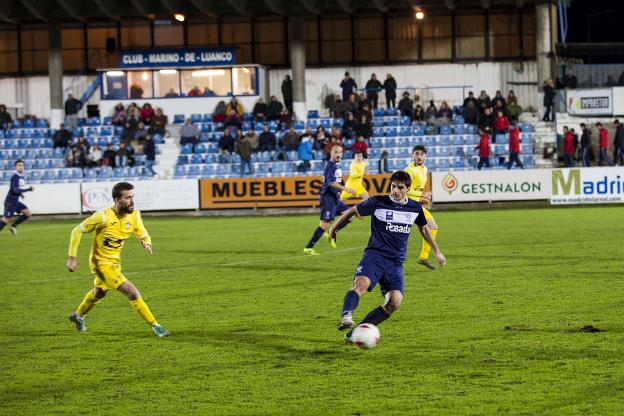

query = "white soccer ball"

[350,323,380,349]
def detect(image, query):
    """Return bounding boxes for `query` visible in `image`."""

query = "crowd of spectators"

[560,120,624,168]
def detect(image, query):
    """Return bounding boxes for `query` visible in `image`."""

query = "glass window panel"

[356,40,384,61]
[62,50,84,71]
[489,13,519,36]
[232,67,256,95]
[256,44,286,65]
[154,69,180,97]
[305,19,318,41]
[187,23,219,46]
[0,30,18,50]
[523,34,536,56]
[319,18,351,40]
[491,35,520,57]
[305,41,319,64]
[422,38,451,60]
[388,17,419,41]
[121,24,151,48]
[0,52,19,72]
[422,16,452,38]
[389,40,419,61]
[153,24,184,46]
[21,50,48,72]
[103,71,128,100]
[20,29,48,49]
[221,21,251,43]
[127,70,153,99]
[62,28,84,49]
[321,40,352,63]
[456,15,484,37]
[255,19,283,43]
[523,11,536,34]
[355,17,383,40]
[456,36,485,58]
[181,68,232,97]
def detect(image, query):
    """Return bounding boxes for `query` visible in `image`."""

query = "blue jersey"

[5,172,32,204]
[320,160,343,199]
[355,195,427,263]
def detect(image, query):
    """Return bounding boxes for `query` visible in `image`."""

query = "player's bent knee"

[118,281,140,300]
[352,276,370,295]
[383,292,403,314]
[93,287,109,298]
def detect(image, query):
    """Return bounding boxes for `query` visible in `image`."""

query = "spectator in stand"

[383,74,397,109]
[425,101,437,122]
[413,105,425,121]
[494,110,509,135]
[187,86,201,97]
[87,144,102,167]
[563,69,578,89]
[398,91,414,118]
[507,90,517,105]
[219,128,236,158]
[507,98,522,122]
[345,94,358,116]
[436,101,452,123]
[378,150,390,173]
[298,132,314,172]
[279,107,292,126]
[596,122,612,166]
[225,97,244,128]
[507,122,523,169]
[463,101,479,125]
[352,135,369,158]
[492,90,506,111]
[562,126,575,167]
[357,92,371,110]
[357,114,373,140]
[282,125,301,151]
[479,107,495,140]
[494,100,507,117]
[252,97,268,121]
[580,123,592,167]
[614,119,624,166]
[64,93,82,129]
[463,91,478,108]
[144,135,156,176]
[542,79,556,122]
[244,129,260,153]
[343,112,358,141]
[477,90,491,111]
[314,126,330,151]
[140,103,155,125]
[129,83,143,99]
[259,124,277,153]
[164,88,179,98]
[133,122,148,149]
[476,128,491,170]
[282,75,293,113]
[111,103,126,126]
[76,135,90,154]
[53,124,72,149]
[356,102,373,124]
[571,128,579,163]
[332,95,348,119]
[213,101,227,123]
[365,74,383,109]
[101,143,116,167]
[115,142,133,168]
[203,87,216,96]
[180,118,200,152]
[120,121,135,145]
[0,104,12,131]
[267,96,284,121]
[340,72,358,102]
[237,132,254,176]
[150,108,167,137]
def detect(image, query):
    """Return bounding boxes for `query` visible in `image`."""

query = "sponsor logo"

[82,187,112,210]
[385,211,394,221]
[442,173,458,194]
[125,223,131,229]
[385,222,411,234]
[356,266,363,274]
[552,169,624,197]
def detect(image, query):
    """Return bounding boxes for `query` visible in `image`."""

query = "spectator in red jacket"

[494,110,509,135]
[476,128,491,170]
[507,123,523,169]
[563,126,575,167]
[352,135,369,158]
[596,122,612,166]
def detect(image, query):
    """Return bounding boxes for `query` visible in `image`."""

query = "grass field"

[1,206,623,415]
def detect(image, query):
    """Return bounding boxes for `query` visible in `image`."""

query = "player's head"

[112,182,135,214]
[412,145,426,165]
[353,150,363,161]
[330,145,343,162]
[14,159,24,173]
[389,171,411,201]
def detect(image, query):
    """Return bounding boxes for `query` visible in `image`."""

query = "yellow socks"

[129,297,157,326]
[419,229,438,260]
[76,290,101,316]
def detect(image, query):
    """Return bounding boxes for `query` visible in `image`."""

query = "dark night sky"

[565,0,624,43]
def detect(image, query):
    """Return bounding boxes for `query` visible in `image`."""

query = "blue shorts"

[3,201,27,218]
[319,193,349,221]
[354,251,404,295]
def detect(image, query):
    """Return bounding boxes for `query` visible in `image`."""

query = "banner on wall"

[550,167,624,205]
[199,173,405,209]
[0,183,81,214]
[566,88,613,116]
[119,48,236,68]
[432,169,551,202]
[81,180,199,212]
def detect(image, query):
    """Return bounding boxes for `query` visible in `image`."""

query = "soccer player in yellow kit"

[340,150,369,201]
[66,182,170,337]
[405,145,439,269]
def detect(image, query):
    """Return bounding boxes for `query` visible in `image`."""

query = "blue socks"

[360,306,390,326]
[12,215,29,227]
[0,221,6,231]
[306,226,325,248]
[341,290,359,316]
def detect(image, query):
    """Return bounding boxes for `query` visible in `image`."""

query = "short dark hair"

[412,145,426,154]
[353,150,363,155]
[390,171,412,188]
[580,123,586,128]
[596,122,602,127]
[14,159,23,166]
[112,182,134,200]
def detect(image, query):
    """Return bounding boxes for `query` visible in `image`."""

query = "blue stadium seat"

[451,136,465,146]
[191,114,202,123]
[29,170,42,182]
[307,110,319,119]
[373,118,384,127]
[84,169,98,179]
[174,165,187,177]
[98,169,112,181]
[201,165,215,177]
[307,119,320,129]
[191,154,203,164]
[188,165,201,177]
[23,119,34,128]
[320,118,332,129]
[438,158,450,170]
[180,145,193,155]
[36,119,48,128]
[102,117,112,125]
[374,108,385,117]
[177,155,189,165]
[202,114,212,122]
[439,125,452,135]
[452,157,466,169]
[42,170,57,182]
[453,124,465,134]
[386,107,398,116]
[216,164,229,176]
[173,114,185,124]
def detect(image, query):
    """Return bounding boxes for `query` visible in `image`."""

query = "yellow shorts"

[90,264,127,290]
[423,207,433,221]
[340,185,368,200]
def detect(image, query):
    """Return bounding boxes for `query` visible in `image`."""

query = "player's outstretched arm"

[329,206,358,239]
[330,182,356,196]
[418,225,446,267]
[67,226,83,272]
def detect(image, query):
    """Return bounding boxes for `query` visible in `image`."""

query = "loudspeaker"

[106,37,116,53]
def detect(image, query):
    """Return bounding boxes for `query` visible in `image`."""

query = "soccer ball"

[350,323,380,349]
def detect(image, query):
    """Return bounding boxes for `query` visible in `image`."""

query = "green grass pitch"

[1,206,623,415]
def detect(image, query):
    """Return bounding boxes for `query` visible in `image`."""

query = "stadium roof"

[0,0,554,24]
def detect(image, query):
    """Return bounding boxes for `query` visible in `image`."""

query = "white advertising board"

[0,183,81,214]
[566,88,613,116]
[432,169,551,202]
[81,179,199,212]
[550,167,624,205]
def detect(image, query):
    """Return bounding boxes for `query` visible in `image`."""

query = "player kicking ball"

[339,150,369,202]
[66,182,170,337]
[303,145,356,255]
[0,159,34,236]
[330,171,446,342]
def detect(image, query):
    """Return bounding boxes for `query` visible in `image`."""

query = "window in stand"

[155,69,181,98]
[104,71,128,100]
[232,67,256,96]
[181,68,232,97]
[127,70,153,99]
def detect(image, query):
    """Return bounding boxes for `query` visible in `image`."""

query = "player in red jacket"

[476,128,491,170]
[507,123,524,169]
[596,122,613,166]
[563,126,575,167]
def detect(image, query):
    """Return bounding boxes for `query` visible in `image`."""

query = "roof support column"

[48,21,64,128]
[289,15,306,120]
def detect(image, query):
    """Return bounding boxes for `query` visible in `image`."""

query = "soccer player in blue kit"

[329,171,446,341]
[0,159,34,236]
[303,145,356,255]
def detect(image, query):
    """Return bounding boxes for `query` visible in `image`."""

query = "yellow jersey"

[405,162,428,201]
[68,207,151,268]
[345,160,367,186]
